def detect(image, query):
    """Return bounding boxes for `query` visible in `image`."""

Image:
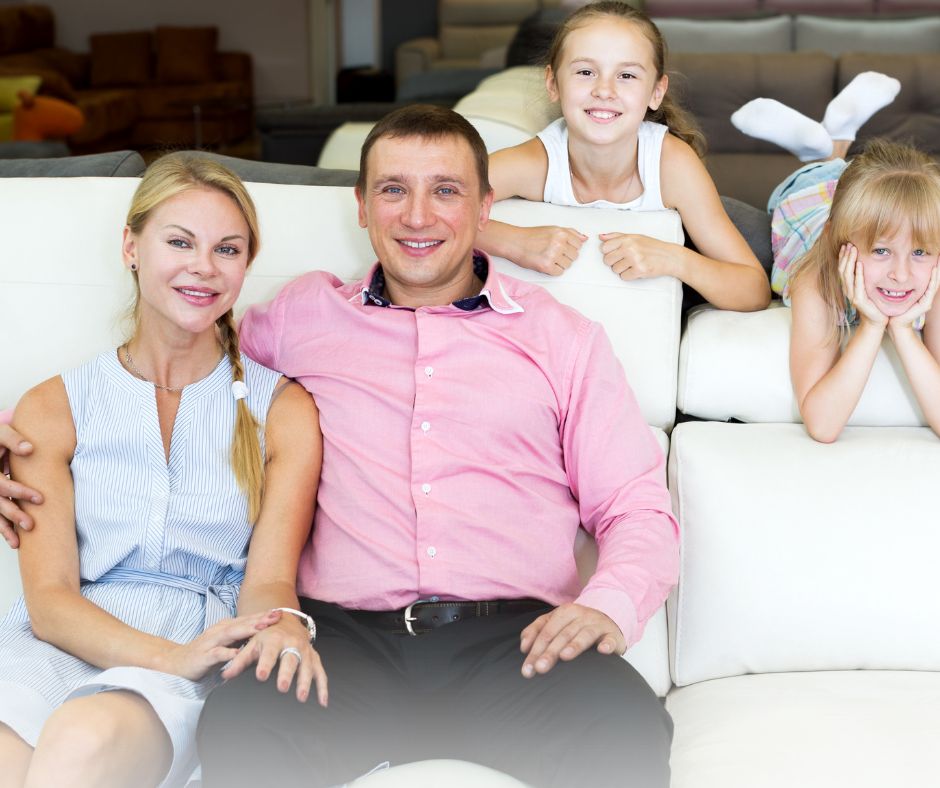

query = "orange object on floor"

[13,94,84,141]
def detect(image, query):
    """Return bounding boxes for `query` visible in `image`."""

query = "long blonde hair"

[545,1,706,157]
[125,152,265,522]
[790,139,940,340]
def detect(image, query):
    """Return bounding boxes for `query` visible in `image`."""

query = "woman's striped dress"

[0,349,281,786]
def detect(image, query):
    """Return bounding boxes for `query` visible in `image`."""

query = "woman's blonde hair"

[545,1,706,157]
[125,152,265,522]
[790,139,940,340]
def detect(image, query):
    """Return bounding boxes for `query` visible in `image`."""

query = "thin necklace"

[122,345,187,393]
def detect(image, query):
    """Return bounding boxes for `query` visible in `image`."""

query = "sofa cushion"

[839,53,940,156]
[71,88,137,145]
[667,671,940,788]
[0,58,76,102]
[90,31,153,87]
[0,6,54,56]
[668,422,940,684]
[677,303,927,425]
[0,74,40,110]
[669,52,835,156]
[794,14,940,55]
[440,25,519,61]
[155,26,218,84]
[654,16,793,54]
[643,0,760,15]
[0,150,145,177]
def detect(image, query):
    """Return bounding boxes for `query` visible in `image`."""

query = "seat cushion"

[668,671,940,788]
[667,422,940,686]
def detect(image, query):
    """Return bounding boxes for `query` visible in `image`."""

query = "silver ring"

[279,646,302,662]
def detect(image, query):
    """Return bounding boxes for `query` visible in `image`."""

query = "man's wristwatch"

[273,607,317,643]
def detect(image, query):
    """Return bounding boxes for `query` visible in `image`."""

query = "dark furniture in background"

[0,5,253,152]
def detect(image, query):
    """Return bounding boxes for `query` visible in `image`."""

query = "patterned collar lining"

[363,255,490,312]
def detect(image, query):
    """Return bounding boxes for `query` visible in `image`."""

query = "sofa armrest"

[214,51,252,85]
[395,38,441,87]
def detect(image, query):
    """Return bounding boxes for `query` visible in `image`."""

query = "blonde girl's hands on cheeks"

[220,614,328,707]
[599,232,675,281]
[889,260,940,333]
[158,609,282,682]
[839,243,888,329]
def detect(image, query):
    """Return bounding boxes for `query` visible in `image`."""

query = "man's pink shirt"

[239,261,678,646]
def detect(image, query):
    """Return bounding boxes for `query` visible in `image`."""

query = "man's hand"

[599,233,676,281]
[1,424,43,549]
[519,602,626,678]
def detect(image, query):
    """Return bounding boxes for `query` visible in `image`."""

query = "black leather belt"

[348,598,547,636]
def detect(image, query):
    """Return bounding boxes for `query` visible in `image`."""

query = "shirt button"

[427,546,437,558]
[429,595,440,602]
[421,483,432,495]
[425,366,434,378]
[421,421,431,433]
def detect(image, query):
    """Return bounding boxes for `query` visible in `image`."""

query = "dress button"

[427,546,437,558]
[421,483,432,495]
[425,366,434,378]
[429,595,440,602]
[421,421,431,433]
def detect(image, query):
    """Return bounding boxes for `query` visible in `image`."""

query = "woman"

[0,153,325,787]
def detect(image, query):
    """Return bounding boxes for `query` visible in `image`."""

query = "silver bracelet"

[273,607,317,643]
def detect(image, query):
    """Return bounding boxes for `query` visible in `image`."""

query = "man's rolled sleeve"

[562,323,679,648]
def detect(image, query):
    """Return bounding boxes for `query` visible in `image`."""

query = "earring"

[130,263,138,271]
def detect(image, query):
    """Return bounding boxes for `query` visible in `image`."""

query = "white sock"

[731,98,833,162]
[823,71,901,141]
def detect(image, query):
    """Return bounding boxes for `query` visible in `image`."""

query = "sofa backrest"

[0,5,55,56]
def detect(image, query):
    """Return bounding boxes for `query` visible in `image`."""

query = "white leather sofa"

[2,173,939,787]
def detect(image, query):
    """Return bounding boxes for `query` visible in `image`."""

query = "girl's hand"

[515,225,587,276]
[889,262,940,333]
[839,243,887,329]
[599,233,675,280]
[161,609,282,682]
[221,616,328,706]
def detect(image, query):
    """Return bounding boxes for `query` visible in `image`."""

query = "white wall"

[27,0,311,103]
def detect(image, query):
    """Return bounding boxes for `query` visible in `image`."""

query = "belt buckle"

[404,598,432,636]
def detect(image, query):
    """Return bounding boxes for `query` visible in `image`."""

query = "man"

[1,105,678,787]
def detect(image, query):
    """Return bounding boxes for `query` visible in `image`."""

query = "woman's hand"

[221,615,328,707]
[515,225,587,276]
[599,233,676,280]
[889,261,940,333]
[159,609,282,682]
[839,243,888,329]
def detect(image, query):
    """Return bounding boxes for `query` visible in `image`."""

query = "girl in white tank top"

[479,3,770,312]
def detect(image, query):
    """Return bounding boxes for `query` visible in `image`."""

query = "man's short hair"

[357,104,492,198]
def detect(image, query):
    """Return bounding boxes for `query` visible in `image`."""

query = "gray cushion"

[0,150,145,177]
[721,195,772,277]
[654,15,793,53]
[0,141,69,161]
[795,15,940,55]
[187,151,357,186]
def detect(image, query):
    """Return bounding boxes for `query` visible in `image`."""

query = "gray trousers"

[197,599,672,788]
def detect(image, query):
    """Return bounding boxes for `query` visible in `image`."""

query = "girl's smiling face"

[546,17,667,146]
[854,227,938,316]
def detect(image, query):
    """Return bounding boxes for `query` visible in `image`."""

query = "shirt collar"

[357,252,524,315]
